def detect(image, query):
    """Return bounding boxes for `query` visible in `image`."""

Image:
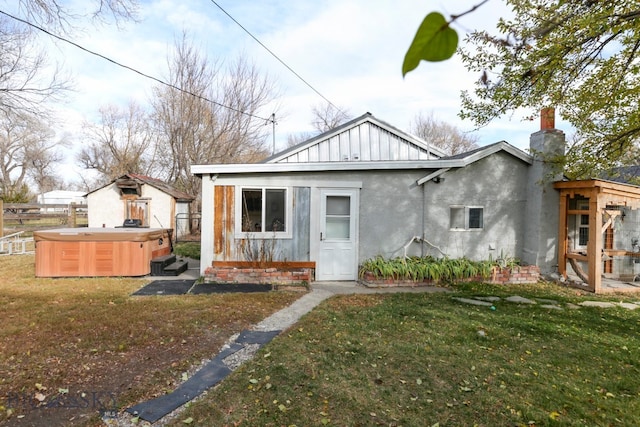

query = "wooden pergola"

[554,179,640,293]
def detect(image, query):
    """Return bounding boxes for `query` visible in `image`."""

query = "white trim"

[212,176,363,189]
[192,160,463,175]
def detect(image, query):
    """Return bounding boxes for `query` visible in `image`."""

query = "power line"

[0,8,271,122]
[208,0,341,112]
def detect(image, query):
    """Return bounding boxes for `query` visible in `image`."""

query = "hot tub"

[34,228,171,277]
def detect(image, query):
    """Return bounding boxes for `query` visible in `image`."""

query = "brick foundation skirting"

[360,265,540,287]
[204,262,314,285]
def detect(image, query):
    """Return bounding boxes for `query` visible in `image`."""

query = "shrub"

[174,242,201,260]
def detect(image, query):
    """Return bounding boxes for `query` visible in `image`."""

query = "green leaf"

[402,12,459,76]
[182,417,194,424]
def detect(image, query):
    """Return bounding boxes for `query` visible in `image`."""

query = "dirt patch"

[3,324,245,427]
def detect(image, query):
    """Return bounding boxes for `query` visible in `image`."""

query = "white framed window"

[576,200,589,250]
[236,186,292,238]
[450,206,484,230]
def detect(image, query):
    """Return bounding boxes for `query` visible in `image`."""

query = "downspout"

[416,168,450,257]
[422,184,426,257]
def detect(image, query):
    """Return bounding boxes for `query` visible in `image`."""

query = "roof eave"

[191,160,467,175]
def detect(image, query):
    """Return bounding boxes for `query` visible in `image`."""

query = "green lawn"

[168,282,640,427]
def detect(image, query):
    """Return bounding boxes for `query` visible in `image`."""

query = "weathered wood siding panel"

[291,187,311,260]
[213,186,234,258]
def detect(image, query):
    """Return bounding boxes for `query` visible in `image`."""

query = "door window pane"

[326,196,350,239]
[327,196,350,215]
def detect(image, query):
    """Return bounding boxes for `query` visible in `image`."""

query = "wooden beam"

[588,189,603,293]
[567,252,588,262]
[558,193,568,277]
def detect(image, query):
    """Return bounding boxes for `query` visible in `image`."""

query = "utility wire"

[0,8,271,122]
[209,0,341,112]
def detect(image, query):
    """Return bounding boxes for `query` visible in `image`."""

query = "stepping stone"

[453,297,493,306]
[474,296,501,302]
[618,302,639,310]
[541,304,563,310]
[505,295,536,304]
[535,298,560,305]
[579,301,616,308]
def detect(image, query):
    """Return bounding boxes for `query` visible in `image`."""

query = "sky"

[16,0,572,183]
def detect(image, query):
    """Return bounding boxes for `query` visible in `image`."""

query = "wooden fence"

[1,200,88,237]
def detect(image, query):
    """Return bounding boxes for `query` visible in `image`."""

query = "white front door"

[317,189,358,281]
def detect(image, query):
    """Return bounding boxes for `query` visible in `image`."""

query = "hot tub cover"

[33,228,168,242]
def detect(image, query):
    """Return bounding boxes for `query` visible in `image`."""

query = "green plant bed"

[173,242,200,260]
[359,255,495,284]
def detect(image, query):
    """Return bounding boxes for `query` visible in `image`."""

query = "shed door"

[317,189,358,281]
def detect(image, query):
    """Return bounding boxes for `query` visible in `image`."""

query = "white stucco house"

[190,112,565,281]
[86,173,195,239]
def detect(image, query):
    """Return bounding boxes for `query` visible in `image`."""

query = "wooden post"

[587,188,603,293]
[69,202,77,228]
[557,192,568,277]
[0,199,3,237]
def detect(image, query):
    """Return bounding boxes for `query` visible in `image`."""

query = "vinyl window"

[450,206,484,230]
[238,187,291,237]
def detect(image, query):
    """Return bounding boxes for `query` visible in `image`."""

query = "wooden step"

[150,254,176,275]
[162,260,189,276]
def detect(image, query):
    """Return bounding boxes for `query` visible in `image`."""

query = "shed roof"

[86,173,195,202]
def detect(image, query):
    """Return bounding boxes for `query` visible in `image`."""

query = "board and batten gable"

[265,112,446,164]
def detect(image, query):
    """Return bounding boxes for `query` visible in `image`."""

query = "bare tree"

[285,103,351,148]
[14,0,138,32]
[311,103,351,133]
[0,1,138,113]
[78,101,158,183]
[286,132,315,148]
[0,110,62,201]
[0,17,69,118]
[410,112,479,155]
[151,33,276,198]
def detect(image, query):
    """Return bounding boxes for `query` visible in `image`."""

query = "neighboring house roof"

[263,112,448,163]
[37,190,86,203]
[86,173,195,202]
[601,165,640,184]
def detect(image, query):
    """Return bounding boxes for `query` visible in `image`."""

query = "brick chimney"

[523,108,565,273]
[540,107,555,130]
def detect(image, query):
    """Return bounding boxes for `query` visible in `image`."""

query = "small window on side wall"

[468,207,483,229]
[450,206,484,230]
